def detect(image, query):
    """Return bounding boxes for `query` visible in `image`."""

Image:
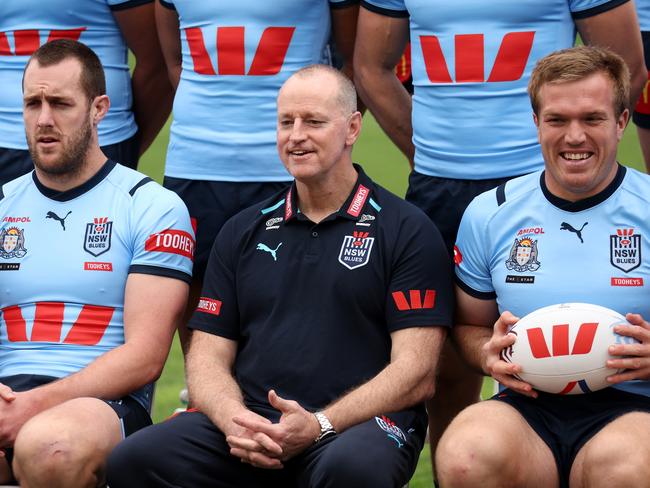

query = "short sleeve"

[569,0,629,19]
[454,195,497,299]
[107,0,154,11]
[329,0,361,8]
[128,185,194,284]
[188,218,240,340]
[385,211,454,331]
[361,0,408,17]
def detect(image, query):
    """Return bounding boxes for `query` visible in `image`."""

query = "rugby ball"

[501,303,637,395]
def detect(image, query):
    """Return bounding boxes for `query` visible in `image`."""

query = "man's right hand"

[225,409,284,469]
[481,311,537,398]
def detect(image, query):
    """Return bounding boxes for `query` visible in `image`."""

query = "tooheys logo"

[527,323,598,359]
[145,230,195,260]
[185,26,295,76]
[197,297,222,316]
[0,28,85,56]
[420,31,535,83]
[347,185,369,217]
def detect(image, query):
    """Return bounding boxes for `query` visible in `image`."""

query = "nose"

[36,102,54,129]
[289,118,306,143]
[564,120,586,145]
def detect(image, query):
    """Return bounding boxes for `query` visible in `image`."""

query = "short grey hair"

[287,64,357,115]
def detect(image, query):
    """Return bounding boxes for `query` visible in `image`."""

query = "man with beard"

[0,39,193,487]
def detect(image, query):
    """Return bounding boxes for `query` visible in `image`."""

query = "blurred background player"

[354,0,646,473]
[634,0,650,171]
[0,39,191,487]
[155,0,361,352]
[437,45,650,488]
[0,0,172,184]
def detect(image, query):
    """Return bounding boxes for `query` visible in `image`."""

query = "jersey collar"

[33,159,117,202]
[283,163,374,223]
[540,163,626,212]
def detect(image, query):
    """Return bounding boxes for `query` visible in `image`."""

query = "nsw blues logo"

[375,416,407,448]
[610,228,641,273]
[84,217,112,257]
[338,231,374,270]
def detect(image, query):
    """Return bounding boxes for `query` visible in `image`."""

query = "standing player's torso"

[401,0,607,179]
[0,0,135,150]
[165,0,335,182]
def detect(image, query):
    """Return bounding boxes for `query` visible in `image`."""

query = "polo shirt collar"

[283,164,374,223]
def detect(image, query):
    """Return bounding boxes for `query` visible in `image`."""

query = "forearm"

[453,324,493,373]
[324,327,445,433]
[355,66,414,162]
[131,65,174,155]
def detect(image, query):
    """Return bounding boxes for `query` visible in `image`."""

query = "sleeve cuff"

[128,264,192,285]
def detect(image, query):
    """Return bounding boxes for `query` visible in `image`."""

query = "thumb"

[268,390,294,413]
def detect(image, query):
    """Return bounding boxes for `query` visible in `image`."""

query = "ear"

[90,95,110,126]
[345,111,362,146]
[616,108,629,141]
[532,112,542,143]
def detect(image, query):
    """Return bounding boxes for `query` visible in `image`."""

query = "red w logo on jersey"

[0,28,86,56]
[527,322,598,359]
[420,31,535,83]
[185,26,295,76]
[3,302,113,345]
[392,290,436,311]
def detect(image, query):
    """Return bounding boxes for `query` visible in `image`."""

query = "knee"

[435,414,512,487]
[578,438,650,487]
[107,434,157,487]
[14,424,96,488]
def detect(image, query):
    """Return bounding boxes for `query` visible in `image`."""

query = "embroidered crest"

[0,227,27,259]
[505,237,540,272]
[610,228,641,273]
[338,231,374,270]
[84,217,112,257]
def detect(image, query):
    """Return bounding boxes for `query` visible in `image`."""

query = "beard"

[27,117,93,179]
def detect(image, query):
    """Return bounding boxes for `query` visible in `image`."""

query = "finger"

[253,432,283,456]
[625,313,649,328]
[607,367,650,384]
[268,390,297,413]
[608,342,646,358]
[494,374,537,398]
[226,435,264,452]
[496,311,520,332]
[232,416,277,437]
[230,448,283,469]
[607,356,647,371]
[0,385,16,402]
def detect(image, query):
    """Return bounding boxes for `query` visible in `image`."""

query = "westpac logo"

[391,289,436,311]
[0,28,85,56]
[185,26,295,76]
[526,323,598,359]
[420,31,535,83]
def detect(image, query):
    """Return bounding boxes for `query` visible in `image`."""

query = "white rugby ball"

[501,303,636,395]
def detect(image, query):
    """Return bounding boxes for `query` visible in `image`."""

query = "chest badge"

[610,228,641,273]
[339,231,374,270]
[84,217,113,257]
[0,227,27,259]
[505,237,540,272]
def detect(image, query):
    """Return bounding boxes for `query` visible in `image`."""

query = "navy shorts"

[633,31,650,129]
[494,387,650,488]
[163,177,290,281]
[0,374,151,440]
[108,407,427,488]
[0,132,140,187]
[406,171,515,254]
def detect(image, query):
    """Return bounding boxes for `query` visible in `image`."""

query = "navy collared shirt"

[189,164,453,415]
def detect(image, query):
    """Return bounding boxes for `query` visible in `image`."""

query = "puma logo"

[46,211,71,231]
[256,242,282,261]
[560,221,588,243]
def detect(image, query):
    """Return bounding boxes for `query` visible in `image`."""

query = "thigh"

[108,410,289,488]
[101,132,140,170]
[296,409,427,488]
[163,178,288,280]
[0,148,34,187]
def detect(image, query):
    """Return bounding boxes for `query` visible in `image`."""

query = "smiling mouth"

[561,152,592,161]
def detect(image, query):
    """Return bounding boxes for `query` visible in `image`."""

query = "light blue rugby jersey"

[0,161,194,411]
[161,0,356,182]
[638,1,650,30]
[0,0,141,150]
[362,0,629,179]
[455,166,650,397]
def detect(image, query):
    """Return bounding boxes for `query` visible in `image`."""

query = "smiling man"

[436,46,650,488]
[0,39,193,487]
[108,65,453,488]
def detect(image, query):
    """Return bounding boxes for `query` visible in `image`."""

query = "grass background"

[139,113,644,486]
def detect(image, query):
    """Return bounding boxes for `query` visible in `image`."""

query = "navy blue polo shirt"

[189,164,453,416]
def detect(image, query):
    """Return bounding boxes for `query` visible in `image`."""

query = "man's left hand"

[231,390,320,462]
[607,313,650,383]
[0,389,45,447]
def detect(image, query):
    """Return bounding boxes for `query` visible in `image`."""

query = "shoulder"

[0,172,34,202]
[618,167,650,205]
[105,164,185,209]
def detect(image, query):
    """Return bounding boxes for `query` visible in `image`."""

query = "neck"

[35,145,107,192]
[295,163,358,223]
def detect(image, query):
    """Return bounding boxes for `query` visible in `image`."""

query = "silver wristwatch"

[314,411,336,443]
